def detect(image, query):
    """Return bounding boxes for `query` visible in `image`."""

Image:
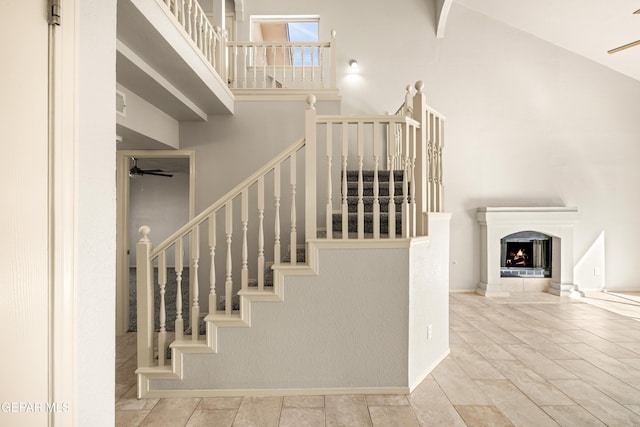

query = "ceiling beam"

[435,0,454,38]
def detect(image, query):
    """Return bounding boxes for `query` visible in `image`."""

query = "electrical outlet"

[427,324,433,340]
[594,267,600,276]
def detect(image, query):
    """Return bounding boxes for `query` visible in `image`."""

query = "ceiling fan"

[129,157,173,178]
[608,9,640,54]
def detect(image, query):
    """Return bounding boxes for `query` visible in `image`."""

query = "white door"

[0,1,50,425]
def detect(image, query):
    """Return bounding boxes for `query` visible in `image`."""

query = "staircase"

[332,170,406,237]
[134,81,448,397]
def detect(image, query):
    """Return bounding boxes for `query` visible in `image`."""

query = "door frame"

[115,150,195,336]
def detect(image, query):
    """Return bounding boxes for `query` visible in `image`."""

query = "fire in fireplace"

[500,231,551,278]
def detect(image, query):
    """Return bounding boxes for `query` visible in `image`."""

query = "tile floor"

[115,291,640,426]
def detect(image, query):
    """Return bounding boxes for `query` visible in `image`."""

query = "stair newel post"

[357,122,365,239]
[191,226,200,340]
[401,120,410,239]
[208,213,216,315]
[158,251,167,366]
[373,122,381,239]
[174,237,184,341]
[305,95,317,243]
[290,151,297,265]
[241,190,249,292]
[224,202,233,315]
[136,226,154,368]
[325,122,333,239]
[257,177,265,290]
[329,30,337,91]
[274,164,281,264]
[341,122,349,239]
[412,80,428,234]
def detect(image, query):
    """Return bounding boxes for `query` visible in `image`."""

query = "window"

[251,16,320,66]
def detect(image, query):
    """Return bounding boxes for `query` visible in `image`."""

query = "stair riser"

[345,170,405,182]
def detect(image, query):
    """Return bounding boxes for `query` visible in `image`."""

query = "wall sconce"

[348,59,359,69]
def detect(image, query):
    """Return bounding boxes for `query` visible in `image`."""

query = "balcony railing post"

[305,95,317,242]
[136,226,154,368]
[412,80,428,235]
[329,30,337,90]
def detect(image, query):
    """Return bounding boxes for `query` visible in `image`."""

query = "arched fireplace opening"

[501,231,552,278]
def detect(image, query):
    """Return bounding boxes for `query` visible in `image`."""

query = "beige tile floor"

[116,291,640,426]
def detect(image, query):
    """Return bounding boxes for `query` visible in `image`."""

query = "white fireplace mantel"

[476,207,582,297]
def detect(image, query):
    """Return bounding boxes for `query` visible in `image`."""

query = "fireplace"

[501,231,551,278]
[476,207,582,297]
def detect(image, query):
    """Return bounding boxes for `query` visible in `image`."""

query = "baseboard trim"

[409,348,450,392]
[449,289,476,293]
[142,386,410,399]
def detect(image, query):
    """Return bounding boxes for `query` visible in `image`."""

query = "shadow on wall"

[574,231,605,292]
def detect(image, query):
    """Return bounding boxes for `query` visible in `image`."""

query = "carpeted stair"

[332,170,407,236]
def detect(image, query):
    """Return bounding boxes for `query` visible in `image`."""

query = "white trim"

[234,93,341,102]
[449,289,476,293]
[49,0,78,423]
[141,386,410,399]
[115,150,195,336]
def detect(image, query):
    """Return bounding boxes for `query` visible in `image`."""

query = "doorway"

[116,150,195,336]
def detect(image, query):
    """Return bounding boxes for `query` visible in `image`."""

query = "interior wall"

[129,172,190,266]
[77,0,117,424]
[227,0,640,291]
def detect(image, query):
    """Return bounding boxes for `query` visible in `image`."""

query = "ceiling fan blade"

[608,39,640,54]
[634,8,640,14]
[144,171,174,177]
[139,169,165,173]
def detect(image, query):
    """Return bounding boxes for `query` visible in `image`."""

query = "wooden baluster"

[186,0,192,38]
[158,251,167,366]
[262,45,267,88]
[257,177,265,290]
[311,46,315,85]
[242,45,248,89]
[401,121,410,238]
[232,44,238,89]
[357,122,364,239]
[410,123,417,237]
[224,202,233,315]
[341,123,349,239]
[292,45,296,84]
[224,200,233,316]
[241,190,249,294]
[428,112,435,213]
[208,213,216,314]
[191,226,200,340]
[388,131,396,239]
[386,122,392,170]
[319,46,325,88]
[301,45,305,83]
[252,46,257,89]
[373,122,381,239]
[274,164,281,264]
[174,238,184,341]
[436,117,444,212]
[281,44,286,86]
[172,0,179,20]
[326,123,333,239]
[272,45,277,88]
[290,152,297,265]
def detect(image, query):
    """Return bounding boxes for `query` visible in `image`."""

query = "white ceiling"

[454,0,640,82]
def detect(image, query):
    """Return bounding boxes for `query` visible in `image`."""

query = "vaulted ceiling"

[449,0,640,82]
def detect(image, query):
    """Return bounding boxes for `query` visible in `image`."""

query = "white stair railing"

[227,31,337,91]
[136,139,304,369]
[304,81,445,241]
[161,0,226,79]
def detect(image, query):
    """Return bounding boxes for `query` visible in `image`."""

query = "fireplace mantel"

[476,207,582,297]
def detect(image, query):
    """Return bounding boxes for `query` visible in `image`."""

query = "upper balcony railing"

[227,31,337,93]
[161,0,226,78]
